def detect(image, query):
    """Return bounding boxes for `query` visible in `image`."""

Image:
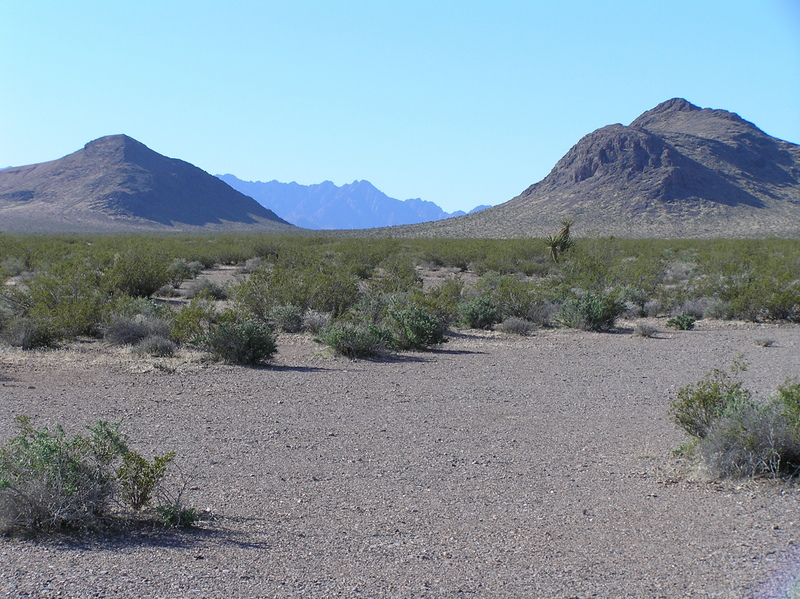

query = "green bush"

[388,305,448,350]
[171,298,217,344]
[557,291,624,331]
[204,318,277,365]
[167,259,204,286]
[318,323,393,358]
[669,367,751,439]
[666,313,696,330]
[184,279,228,301]
[105,249,171,298]
[670,368,800,478]
[0,417,190,532]
[458,296,500,329]
[268,304,304,333]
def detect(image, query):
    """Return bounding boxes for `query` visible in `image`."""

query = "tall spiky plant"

[546,219,575,262]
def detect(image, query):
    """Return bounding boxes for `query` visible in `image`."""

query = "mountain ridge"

[387,98,800,238]
[217,174,488,229]
[0,135,294,233]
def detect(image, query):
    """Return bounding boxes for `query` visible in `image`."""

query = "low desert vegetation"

[670,364,800,479]
[0,416,197,533]
[0,233,798,360]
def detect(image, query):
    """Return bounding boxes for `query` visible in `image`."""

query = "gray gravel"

[1,319,799,598]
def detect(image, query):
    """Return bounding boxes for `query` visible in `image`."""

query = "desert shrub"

[632,323,658,338]
[184,279,228,301]
[371,255,422,294]
[154,501,198,529]
[526,300,559,327]
[644,299,662,318]
[167,259,204,286]
[2,317,60,350]
[669,366,752,440]
[117,451,175,511]
[410,276,464,324]
[13,260,107,338]
[132,336,176,357]
[104,314,172,346]
[238,256,266,274]
[669,367,800,478]
[497,317,536,336]
[666,313,696,330]
[268,304,304,333]
[704,299,735,320]
[388,305,448,350]
[458,296,500,329]
[234,261,360,319]
[754,338,776,348]
[671,299,708,319]
[318,323,393,358]
[696,402,797,477]
[204,318,277,365]
[616,286,649,318]
[557,291,624,332]
[302,309,330,334]
[171,298,217,344]
[0,417,188,532]
[105,249,171,298]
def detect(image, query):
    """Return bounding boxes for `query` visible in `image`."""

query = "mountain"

[0,135,295,233]
[395,98,800,238]
[217,175,481,229]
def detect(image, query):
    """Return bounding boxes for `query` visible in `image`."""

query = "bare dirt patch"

[1,321,799,598]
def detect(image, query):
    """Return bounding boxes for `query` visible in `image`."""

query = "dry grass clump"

[632,323,658,338]
[497,317,536,336]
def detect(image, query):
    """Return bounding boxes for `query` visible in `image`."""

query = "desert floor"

[0,319,799,598]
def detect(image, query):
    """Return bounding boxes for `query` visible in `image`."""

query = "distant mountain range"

[216,174,490,229]
[396,98,800,238]
[0,135,294,233]
[1,98,797,237]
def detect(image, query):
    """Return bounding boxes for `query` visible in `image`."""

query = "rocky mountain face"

[217,175,485,229]
[0,135,294,233]
[400,98,800,238]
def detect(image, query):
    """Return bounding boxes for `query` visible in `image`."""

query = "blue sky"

[2,1,799,213]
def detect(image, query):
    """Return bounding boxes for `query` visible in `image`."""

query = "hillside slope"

[0,135,295,233]
[392,98,800,238]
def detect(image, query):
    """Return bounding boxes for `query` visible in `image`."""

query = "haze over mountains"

[1,98,798,237]
[0,135,293,233]
[400,98,800,238]
[217,174,490,230]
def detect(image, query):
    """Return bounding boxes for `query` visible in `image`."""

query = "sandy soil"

[0,319,799,598]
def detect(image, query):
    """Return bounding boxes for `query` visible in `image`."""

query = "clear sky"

[2,1,799,213]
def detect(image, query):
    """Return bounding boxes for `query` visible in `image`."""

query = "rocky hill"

[0,135,295,233]
[395,98,800,238]
[217,175,487,229]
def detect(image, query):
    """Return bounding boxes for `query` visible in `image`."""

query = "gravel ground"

[0,319,799,598]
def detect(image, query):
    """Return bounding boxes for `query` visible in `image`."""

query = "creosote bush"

[317,323,393,358]
[0,416,194,533]
[388,304,448,350]
[669,367,800,478]
[558,291,624,332]
[204,318,277,365]
[458,296,500,330]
